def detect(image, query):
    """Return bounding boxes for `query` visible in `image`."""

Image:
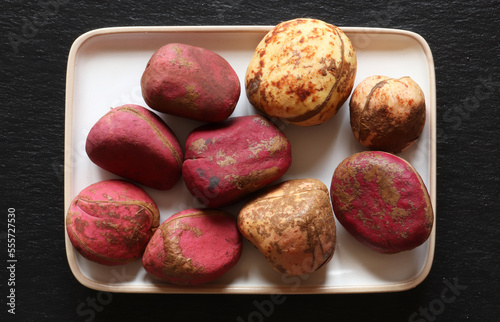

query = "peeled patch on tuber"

[330,151,433,254]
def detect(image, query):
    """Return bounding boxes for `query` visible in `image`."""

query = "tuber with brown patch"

[142,208,242,285]
[245,18,357,126]
[238,178,336,275]
[330,151,433,254]
[141,43,240,122]
[182,114,292,207]
[66,179,160,266]
[349,75,426,153]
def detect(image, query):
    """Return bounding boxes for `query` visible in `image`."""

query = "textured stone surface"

[1,0,499,321]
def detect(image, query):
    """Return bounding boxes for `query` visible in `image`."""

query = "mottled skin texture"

[182,115,292,207]
[142,208,242,285]
[238,179,336,276]
[245,18,357,126]
[66,179,160,266]
[141,43,240,122]
[349,75,426,153]
[330,151,433,254]
[86,104,183,190]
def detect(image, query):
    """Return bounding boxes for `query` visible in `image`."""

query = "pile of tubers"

[66,18,433,286]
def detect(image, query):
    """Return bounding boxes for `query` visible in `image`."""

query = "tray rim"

[64,25,437,294]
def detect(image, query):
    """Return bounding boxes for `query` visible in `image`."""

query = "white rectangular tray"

[65,25,436,294]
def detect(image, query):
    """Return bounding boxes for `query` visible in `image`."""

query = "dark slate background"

[1,0,499,321]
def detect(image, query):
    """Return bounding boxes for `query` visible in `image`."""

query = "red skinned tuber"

[182,115,292,207]
[85,104,183,190]
[141,43,240,122]
[66,179,160,265]
[142,208,242,285]
[330,151,433,254]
